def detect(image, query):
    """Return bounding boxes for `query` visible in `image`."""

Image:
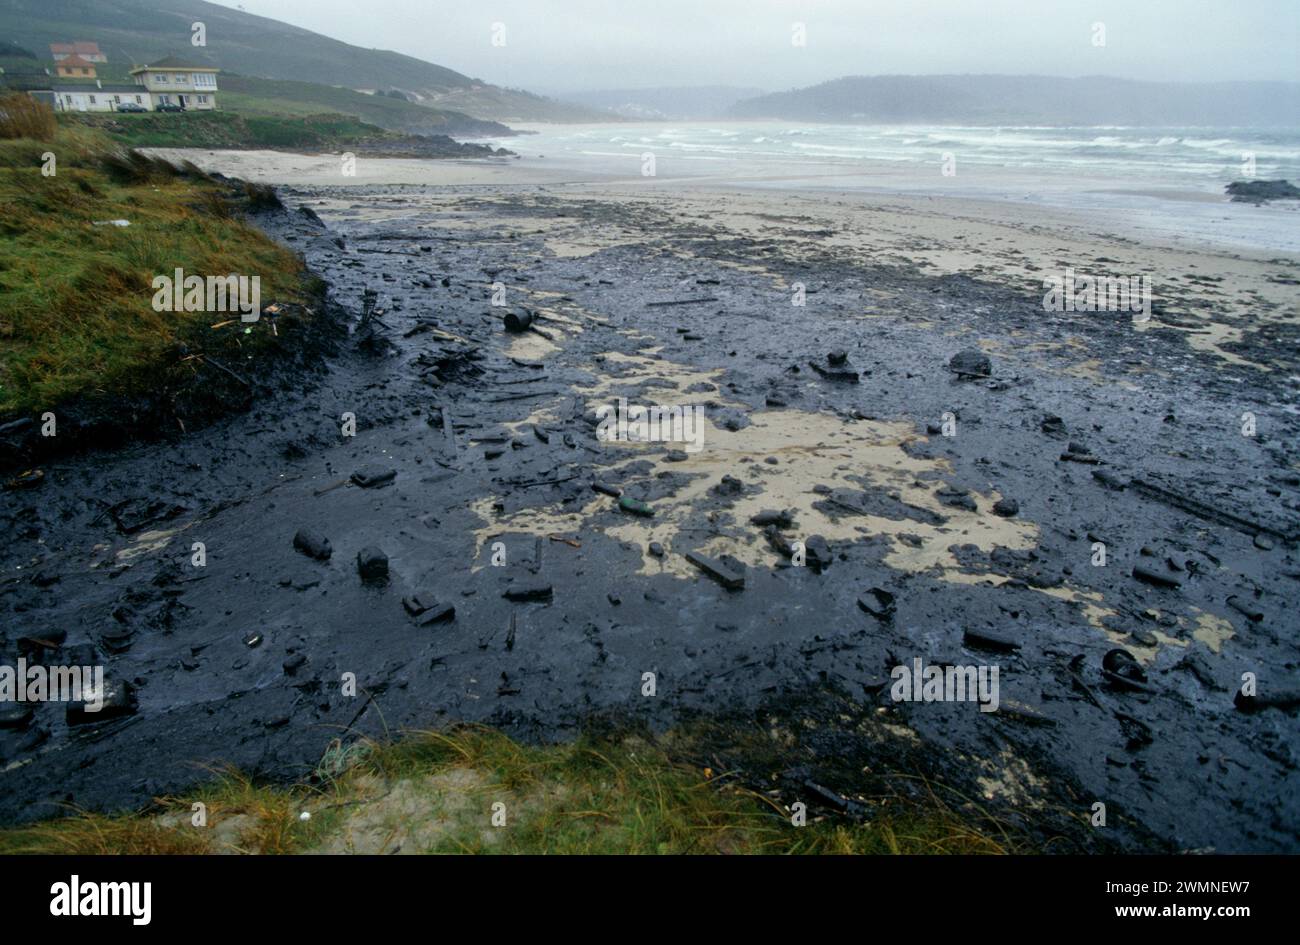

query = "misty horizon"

[209,0,1300,94]
[540,73,1300,100]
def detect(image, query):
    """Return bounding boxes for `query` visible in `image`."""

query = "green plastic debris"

[617,496,654,517]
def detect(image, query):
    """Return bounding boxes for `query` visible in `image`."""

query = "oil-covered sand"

[2,162,1297,851]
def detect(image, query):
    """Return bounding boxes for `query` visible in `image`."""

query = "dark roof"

[130,57,217,73]
[0,60,50,76]
[0,78,53,92]
[53,74,132,86]
[54,84,143,94]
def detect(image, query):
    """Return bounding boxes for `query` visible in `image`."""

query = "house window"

[135,95,142,103]
[174,74,188,83]
[88,95,96,104]
[156,74,168,83]
[80,68,88,75]
[197,95,208,104]
[113,96,120,103]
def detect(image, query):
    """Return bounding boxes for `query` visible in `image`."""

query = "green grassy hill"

[2,0,470,91]
[217,74,509,137]
[64,111,397,150]
[0,0,608,122]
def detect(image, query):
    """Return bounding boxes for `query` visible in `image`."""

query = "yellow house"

[54,55,97,79]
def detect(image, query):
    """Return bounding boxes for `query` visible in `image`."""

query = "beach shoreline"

[150,146,1300,374]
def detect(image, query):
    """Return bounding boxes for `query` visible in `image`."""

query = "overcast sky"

[209,0,1300,93]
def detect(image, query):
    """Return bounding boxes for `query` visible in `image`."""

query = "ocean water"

[486,123,1300,185]
[477,122,1300,252]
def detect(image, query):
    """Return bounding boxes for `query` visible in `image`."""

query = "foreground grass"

[0,727,1015,855]
[0,122,306,415]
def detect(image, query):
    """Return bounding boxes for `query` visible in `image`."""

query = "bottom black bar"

[5,854,1284,930]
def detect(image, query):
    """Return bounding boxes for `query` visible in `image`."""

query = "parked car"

[114,102,147,113]
[154,102,183,113]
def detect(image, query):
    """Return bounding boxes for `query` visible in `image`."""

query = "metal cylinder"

[504,310,533,332]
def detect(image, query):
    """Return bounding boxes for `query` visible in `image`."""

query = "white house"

[128,57,219,110]
[54,82,151,112]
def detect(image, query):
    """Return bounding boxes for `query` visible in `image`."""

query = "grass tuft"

[0,726,1023,855]
[0,93,55,140]
[97,148,178,185]
[242,181,283,210]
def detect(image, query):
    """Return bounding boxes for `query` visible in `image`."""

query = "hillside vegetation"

[62,109,507,156]
[64,110,391,150]
[217,74,510,137]
[3,0,471,92]
[0,0,608,122]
